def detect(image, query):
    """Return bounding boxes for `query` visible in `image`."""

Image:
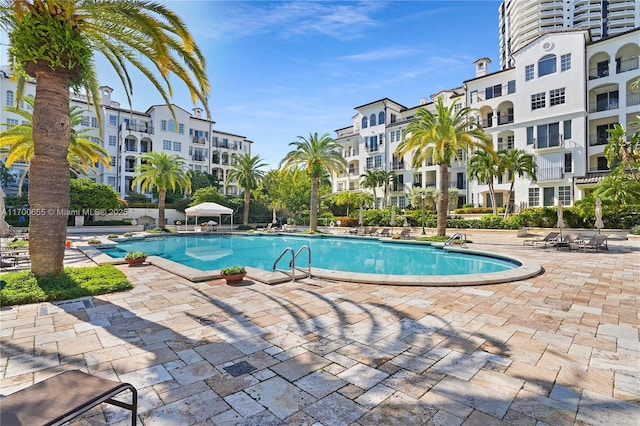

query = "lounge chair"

[570,234,609,252]
[365,227,378,236]
[554,233,580,250]
[523,231,559,247]
[399,229,412,239]
[376,228,391,237]
[0,370,138,426]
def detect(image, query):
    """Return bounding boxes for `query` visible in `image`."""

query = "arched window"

[6,90,14,106]
[538,54,556,77]
[370,114,376,126]
[362,116,368,129]
[378,111,385,125]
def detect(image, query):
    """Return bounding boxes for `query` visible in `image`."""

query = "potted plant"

[124,251,148,266]
[87,238,102,245]
[220,265,246,283]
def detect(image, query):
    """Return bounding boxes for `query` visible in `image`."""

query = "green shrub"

[107,234,119,239]
[87,238,102,244]
[6,240,29,249]
[84,219,132,226]
[236,224,253,230]
[220,265,246,275]
[0,265,132,306]
[124,251,147,260]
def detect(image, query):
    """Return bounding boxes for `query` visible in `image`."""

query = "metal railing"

[444,233,467,247]
[273,246,311,282]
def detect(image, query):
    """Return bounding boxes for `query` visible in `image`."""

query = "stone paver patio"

[1,232,639,425]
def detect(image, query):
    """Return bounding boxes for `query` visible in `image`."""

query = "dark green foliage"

[0,265,132,306]
[70,179,120,211]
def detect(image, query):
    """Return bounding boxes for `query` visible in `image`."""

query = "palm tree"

[226,153,267,226]
[0,97,111,194]
[280,132,347,231]
[498,149,537,217]
[467,149,500,215]
[396,97,493,236]
[0,1,209,276]
[378,170,396,208]
[132,152,191,231]
[360,170,380,207]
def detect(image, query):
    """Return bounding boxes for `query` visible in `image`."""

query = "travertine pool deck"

[1,232,639,425]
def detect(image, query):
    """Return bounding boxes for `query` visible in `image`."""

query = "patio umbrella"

[390,207,396,227]
[0,187,12,237]
[557,199,564,237]
[358,205,363,227]
[594,197,604,234]
[206,220,217,225]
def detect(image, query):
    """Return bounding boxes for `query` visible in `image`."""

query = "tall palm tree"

[226,153,267,226]
[132,152,191,231]
[378,170,396,208]
[0,0,209,276]
[467,149,500,215]
[280,132,347,231]
[0,97,111,194]
[396,97,493,236]
[498,149,537,217]
[360,169,380,207]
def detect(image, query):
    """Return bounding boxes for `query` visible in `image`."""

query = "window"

[550,88,565,106]
[378,111,385,125]
[107,176,116,187]
[558,186,571,205]
[173,141,181,151]
[370,114,376,126]
[6,90,14,106]
[564,152,572,173]
[561,53,571,71]
[178,123,185,134]
[597,156,608,170]
[395,130,401,142]
[527,127,534,145]
[538,54,556,77]
[390,131,395,143]
[109,158,116,167]
[161,120,167,131]
[486,84,502,99]
[537,122,561,148]
[390,113,396,124]
[374,155,382,169]
[563,120,572,140]
[109,115,117,127]
[81,116,90,127]
[168,119,175,132]
[366,157,373,170]
[470,90,479,104]
[91,117,98,128]
[528,188,540,206]
[454,103,462,113]
[109,135,117,146]
[507,80,516,94]
[525,64,534,81]
[498,135,514,150]
[531,92,546,110]
[163,140,172,150]
[362,116,368,128]
[6,118,19,126]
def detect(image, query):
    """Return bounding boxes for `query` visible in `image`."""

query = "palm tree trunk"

[243,190,250,225]
[158,188,166,230]
[505,182,515,217]
[310,177,319,231]
[437,163,449,236]
[488,182,497,215]
[29,69,72,277]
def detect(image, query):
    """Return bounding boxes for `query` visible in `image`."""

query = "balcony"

[123,122,153,134]
[537,167,564,182]
[192,155,205,162]
[192,136,207,145]
[589,135,609,146]
[589,98,619,113]
[533,135,564,150]
[392,162,405,171]
[617,56,639,74]
[588,66,609,80]
[497,113,514,126]
[365,145,380,153]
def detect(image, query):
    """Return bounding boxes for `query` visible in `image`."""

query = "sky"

[10,0,504,169]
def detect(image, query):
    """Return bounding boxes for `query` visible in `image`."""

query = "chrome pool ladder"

[273,245,311,281]
[444,232,467,247]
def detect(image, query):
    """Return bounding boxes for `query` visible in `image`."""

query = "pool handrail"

[445,232,467,247]
[273,247,295,280]
[294,245,311,279]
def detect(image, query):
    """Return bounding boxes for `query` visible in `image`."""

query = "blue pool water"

[100,235,518,276]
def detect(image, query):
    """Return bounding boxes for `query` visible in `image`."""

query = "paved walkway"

[1,232,639,425]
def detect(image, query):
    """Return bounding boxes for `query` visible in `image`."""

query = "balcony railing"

[537,167,564,182]
[192,136,207,145]
[627,92,640,107]
[392,162,405,170]
[588,66,609,80]
[617,56,639,74]
[497,113,514,125]
[589,135,609,146]
[123,122,153,134]
[533,135,564,150]
[589,99,619,113]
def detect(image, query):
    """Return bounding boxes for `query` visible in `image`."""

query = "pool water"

[100,235,518,276]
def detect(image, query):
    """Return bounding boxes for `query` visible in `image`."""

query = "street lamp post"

[421,193,426,235]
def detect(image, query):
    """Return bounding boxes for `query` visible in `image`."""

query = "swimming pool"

[98,234,519,276]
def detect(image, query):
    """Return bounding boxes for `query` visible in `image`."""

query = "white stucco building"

[332,28,640,212]
[0,74,252,198]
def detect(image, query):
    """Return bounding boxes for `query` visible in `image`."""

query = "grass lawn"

[0,265,132,306]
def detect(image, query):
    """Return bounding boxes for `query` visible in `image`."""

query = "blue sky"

[107,1,502,168]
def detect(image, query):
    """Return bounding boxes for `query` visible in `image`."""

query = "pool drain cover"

[224,361,256,377]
